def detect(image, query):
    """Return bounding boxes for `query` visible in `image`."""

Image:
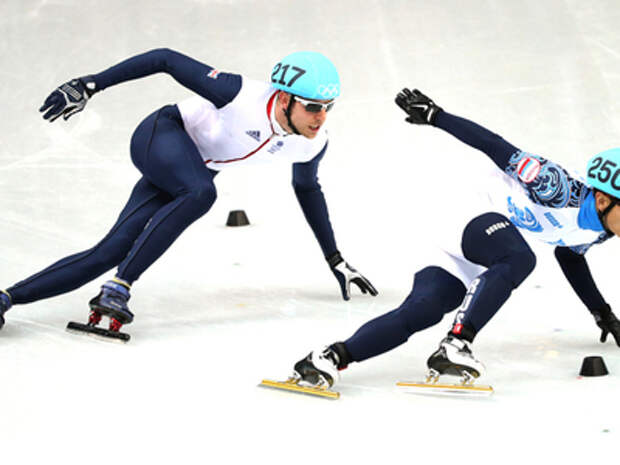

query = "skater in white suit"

[0,49,377,338]
[290,88,620,390]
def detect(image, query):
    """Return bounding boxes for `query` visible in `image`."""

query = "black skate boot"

[0,290,12,330]
[426,335,485,383]
[67,279,134,342]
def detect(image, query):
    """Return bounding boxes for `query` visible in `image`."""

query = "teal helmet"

[586,148,620,199]
[270,51,340,100]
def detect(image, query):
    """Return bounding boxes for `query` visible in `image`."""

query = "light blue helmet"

[586,148,620,199]
[270,51,340,100]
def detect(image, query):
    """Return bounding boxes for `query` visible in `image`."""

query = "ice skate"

[66,279,133,342]
[0,290,12,329]
[260,347,341,399]
[426,335,486,381]
[397,336,493,396]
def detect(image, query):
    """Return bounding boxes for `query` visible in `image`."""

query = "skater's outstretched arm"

[395,88,518,169]
[91,48,242,107]
[395,88,589,209]
[292,146,378,301]
[555,246,620,346]
[40,48,241,121]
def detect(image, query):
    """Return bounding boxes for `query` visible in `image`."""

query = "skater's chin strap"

[283,94,301,136]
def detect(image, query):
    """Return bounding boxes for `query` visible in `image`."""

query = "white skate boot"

[293,346,341,388]
[397,335,493,395]
[426,335,486,383]
[260,346,342,399]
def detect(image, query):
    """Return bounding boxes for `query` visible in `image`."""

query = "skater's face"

[276,92,332,139]
[595,191,620,235]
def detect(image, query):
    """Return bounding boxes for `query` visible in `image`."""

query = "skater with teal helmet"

[278,89,620,395]
[0,49,376,338]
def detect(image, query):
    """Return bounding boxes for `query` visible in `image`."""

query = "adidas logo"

[246,130,260,141]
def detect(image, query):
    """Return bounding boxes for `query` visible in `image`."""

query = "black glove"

[591,304,620,346]
[39,75,98,122]
[395,88,442,125]
[327,252,378,301]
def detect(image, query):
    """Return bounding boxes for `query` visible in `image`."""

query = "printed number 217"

[271,63,306,87]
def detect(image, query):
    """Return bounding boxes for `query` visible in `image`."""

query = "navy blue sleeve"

[434,111,520,170]
[91,48,241,108]
[434,111,589,208]
[554,246,607,312]
[292,143,338,257]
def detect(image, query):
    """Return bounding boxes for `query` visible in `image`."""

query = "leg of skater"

[0,177,170,328]
[290,212,535,389]
[1,105,216,331]
[86,105,218,329]
[293,266,467,387]
[426,212,536,380]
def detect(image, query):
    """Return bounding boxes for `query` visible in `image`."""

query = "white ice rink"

[1,0,620,463]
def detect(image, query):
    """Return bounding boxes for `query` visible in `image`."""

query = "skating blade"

[66,321,130,343]
[397,381,494,396]
[259,379,340,399]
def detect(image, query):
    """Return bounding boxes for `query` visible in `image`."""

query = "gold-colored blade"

[397,381,494,395]
[260,379,340,399]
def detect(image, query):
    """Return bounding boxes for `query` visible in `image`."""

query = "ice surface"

[1,1,619,463]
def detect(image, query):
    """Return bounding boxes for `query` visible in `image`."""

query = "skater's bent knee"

[505,248,536,287]
[187,185,217,212]
[91,244,130,270]
[397,297,446,333]
[410,266,466,310]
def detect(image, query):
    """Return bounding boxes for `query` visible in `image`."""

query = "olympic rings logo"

[317,84,339,98]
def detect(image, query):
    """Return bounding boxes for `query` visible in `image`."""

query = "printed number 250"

[588,156,620,190]
[271,63,306,87]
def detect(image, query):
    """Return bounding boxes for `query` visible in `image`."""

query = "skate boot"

[66,279,134,342]
[293,346,341,388]
[426,335,486,384]
[260,343,350,399]
[88,279,134,328]
[0,290,12,329]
